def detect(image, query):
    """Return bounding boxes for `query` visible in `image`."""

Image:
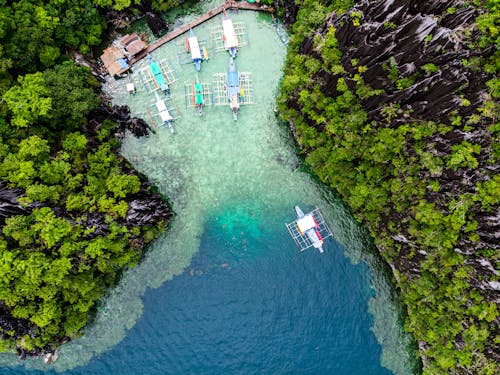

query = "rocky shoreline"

[275,0,499,372]
[0,102,173,361]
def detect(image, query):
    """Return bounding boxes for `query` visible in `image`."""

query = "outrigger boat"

[193,75,204,114]
[186,28,203,71]
[286,206,333,253]
[154,91,174,133]
[147,54,169,95]
[222,10,238,58]
[227,57,240,121]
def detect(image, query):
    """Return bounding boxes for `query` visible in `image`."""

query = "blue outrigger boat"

[227,57,240,121]
[147,54,169,95]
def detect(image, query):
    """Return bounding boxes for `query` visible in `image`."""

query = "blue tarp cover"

[118,58,129,68]
[227,71,239,87]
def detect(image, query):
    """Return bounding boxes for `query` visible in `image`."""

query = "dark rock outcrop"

[146,12,169,37]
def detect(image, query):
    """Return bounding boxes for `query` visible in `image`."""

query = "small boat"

[147,54,169,95]
[154,91,174,134]
[222,10,238,58]
[203,45,209,61]
[294,206,324,253]
[193,75,204,114]
[272,15,289,46]
[187,29,203,71]
[286,207,333,253]
[226,57,240,121]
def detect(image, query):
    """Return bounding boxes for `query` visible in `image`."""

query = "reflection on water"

[1,7,416,375]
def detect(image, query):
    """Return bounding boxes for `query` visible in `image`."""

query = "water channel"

[1,4,417,374]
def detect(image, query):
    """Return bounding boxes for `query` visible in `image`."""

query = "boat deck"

[211,22,248,53]
[146,95,181,131]
[286,208,333,252]
[184,81,213,109]
[176,35,210,65]
[134,58,177,94]
[212,72,254,106]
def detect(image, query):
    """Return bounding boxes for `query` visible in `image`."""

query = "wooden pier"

[129,1,274,65]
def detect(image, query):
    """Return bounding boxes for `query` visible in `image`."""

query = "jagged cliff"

[277,0,499,373]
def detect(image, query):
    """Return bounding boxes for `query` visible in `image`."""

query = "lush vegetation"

[0,0,179,356]
[278,0,499,374]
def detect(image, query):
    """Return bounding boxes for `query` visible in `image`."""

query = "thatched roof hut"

[100,46,129,76]
[120,33,148,56]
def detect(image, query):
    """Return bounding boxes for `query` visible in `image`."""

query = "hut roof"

[120,33,147,56]
[100,46,129,76]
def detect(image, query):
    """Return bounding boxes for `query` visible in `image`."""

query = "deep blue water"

[4,206,393,374]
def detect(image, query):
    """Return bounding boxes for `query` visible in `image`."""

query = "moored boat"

[286,206,333,253]
[226,57,240,121]
[147,54,169,95]
[154,91,174,133]
[222,11,238,58]
[188,28,203,71]
[193,75,204,114]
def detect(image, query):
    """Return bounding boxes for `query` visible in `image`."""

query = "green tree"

[3,72,52,128]
[42,61,100,129]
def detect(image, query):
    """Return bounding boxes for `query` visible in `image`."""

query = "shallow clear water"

[1,7,416,375]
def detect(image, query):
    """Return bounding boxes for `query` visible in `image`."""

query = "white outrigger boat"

[154,91,174,133]
[222,11,238,58]
[286,206,333,253]
[186,28,204,71]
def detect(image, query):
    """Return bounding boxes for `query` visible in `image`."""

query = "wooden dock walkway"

[130,1,275,65]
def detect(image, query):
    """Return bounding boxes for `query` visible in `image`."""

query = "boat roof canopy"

[155,100,167,112]
[222,18,238,48]
[188,37,202,60]
[297,215,316,232]
[159,110,172,122]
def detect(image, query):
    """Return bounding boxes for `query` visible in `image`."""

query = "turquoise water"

[0,7,417,375]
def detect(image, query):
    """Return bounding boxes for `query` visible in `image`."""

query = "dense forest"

[277,0,499,374]
[0,0,179,360]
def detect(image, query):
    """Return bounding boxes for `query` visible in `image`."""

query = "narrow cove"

[2,6,417,374]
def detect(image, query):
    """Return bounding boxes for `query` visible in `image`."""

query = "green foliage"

[446,141,481,170]
[3,73,52,128]
[421,63,439,75]
[42,61,100,130]
[152,0,181,12]
[106,173,141,198]
[0,116,166,354]
[278,0,500,372]
[383,56,399,82]
[1,0,105,72]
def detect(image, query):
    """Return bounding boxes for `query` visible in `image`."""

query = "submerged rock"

[44,351,59,365]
